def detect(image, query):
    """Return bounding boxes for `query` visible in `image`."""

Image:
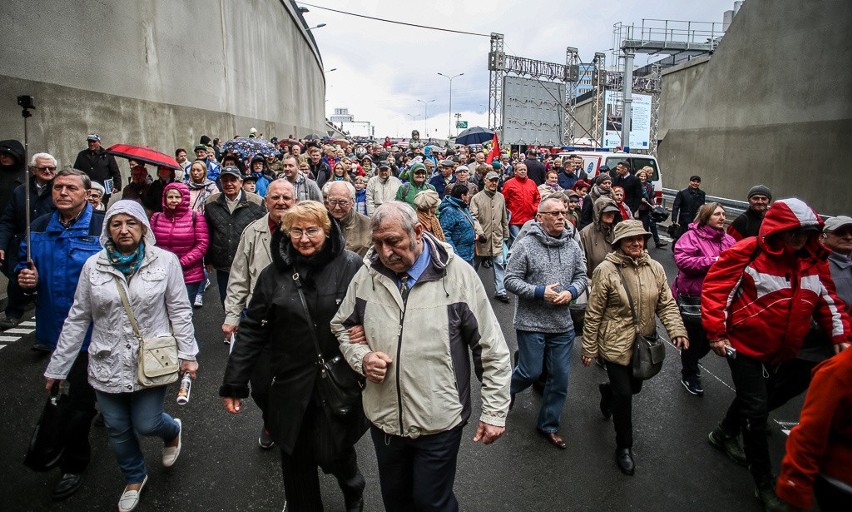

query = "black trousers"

[371,424,463,512]
[279,408,364,512]
[680,315,711,379]
[61,353,97,474]
[603,362,643,449]
[249,350,271,425]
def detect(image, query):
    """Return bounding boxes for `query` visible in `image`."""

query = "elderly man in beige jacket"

[365,162,402,216]
[221,179,296,449]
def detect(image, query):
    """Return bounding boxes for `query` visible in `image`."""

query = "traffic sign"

[456,121,468,129]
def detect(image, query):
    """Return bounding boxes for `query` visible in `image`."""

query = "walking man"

[470,171,510,303]
[504,196,587,450]
[671,175,706,243]
[728,185,772,242]
[331,202,511,512]
[73,133,121,205]
[17,168,104,499]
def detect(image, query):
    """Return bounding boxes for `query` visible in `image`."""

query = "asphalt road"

[0,244,809,512]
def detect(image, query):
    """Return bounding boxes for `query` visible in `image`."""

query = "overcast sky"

[306,0,738,139]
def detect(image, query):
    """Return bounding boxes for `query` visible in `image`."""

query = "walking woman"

[672,203,734,396]
[636,167,666,248]
[150,182,210,301]
[221,201,367,512]
[581,220,687,476]
[44,200,198,512]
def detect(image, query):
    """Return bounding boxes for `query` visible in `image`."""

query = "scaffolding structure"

[487,33,583,145]
[609,19,724,153]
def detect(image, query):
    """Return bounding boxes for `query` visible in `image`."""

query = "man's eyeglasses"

[35,166,56,171]
[327,199,351,208]
[289,227,323,239]
[539,210,567,218]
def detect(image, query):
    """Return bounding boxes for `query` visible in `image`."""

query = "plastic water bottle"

[176,373,192,405]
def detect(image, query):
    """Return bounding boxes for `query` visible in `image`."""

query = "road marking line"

[0,336,20,342]
[660,332,735,392]
[19,321,36,327]
[3,328,34,335]
[0,345,5,350]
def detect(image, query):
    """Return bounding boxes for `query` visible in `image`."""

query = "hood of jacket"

[589,184,612,204]
[604,247,651,269]
[438,195,469,214]
[101,200,156,247]
[758,198,824,257]
[0,139,25,171]
[526,219,572,248]
[593,196,619,241]
[161,182,191,218]
[688,221,727,242]
[366,231,452,284]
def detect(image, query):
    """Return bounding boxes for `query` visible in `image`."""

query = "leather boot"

[615,447,635,476]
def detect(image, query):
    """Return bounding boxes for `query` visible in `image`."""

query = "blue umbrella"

[454,126,494,146]
[222,137,277,159]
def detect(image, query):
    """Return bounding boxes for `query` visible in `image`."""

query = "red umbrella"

[105,144,180,170]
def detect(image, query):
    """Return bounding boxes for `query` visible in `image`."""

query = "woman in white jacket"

[44,200,199,512]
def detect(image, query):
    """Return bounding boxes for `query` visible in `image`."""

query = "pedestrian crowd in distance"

[0,130,849,512]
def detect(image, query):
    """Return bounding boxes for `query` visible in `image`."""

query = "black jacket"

[308,160,331,188]
[143,178,174,213]
[612,172,643,214]
[0,140,26,214]
[0,176,56,274]
[672,187,706,226]
[220,216,366,453]
[523,157,546,186]
[73,147,121,189]
[203,191,265,271]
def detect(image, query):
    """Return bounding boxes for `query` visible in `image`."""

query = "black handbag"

[676,294,702,324]
[293,272,365,416]
[616,266,666,380]
[24,383,71,472]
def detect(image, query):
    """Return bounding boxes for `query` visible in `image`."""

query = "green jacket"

[395,181,436,208]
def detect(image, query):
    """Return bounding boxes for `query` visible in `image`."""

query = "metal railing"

[661,188,749,223]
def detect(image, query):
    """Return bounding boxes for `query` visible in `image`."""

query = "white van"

[558,151,664,202]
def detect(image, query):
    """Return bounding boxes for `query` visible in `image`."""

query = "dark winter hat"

[491,161,502,169]
[251,155,265,164]
[747,184,772,200]
[689,175,702,182]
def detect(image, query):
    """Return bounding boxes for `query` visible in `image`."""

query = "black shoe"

[494,294,510,303]
[31,342,53,353]
[615,448,635,476]
[52,473,83,500]
[598,383,612,420]
[754,475,794,512]
[708,427,748,466]
[681,376,704,397]
[655,240,668,248]
[0,316,21,330]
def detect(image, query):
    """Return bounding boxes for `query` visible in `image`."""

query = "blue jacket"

[557,170,579,191]
[429,174,456,199]
[438,196,476,263]
[17,203,104,350]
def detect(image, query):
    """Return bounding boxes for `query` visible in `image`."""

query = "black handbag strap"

[292,272,325,365]
[614,264,638,328]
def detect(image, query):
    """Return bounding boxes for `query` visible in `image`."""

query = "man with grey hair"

[323,180,372,256]
[222,178,296,449]
[16,167,104,499]
[504,196,587,450]
[331,201,511,512]
[0,152,57,328]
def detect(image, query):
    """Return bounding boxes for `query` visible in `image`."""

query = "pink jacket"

[672,222,735,297]
[150,182,209,284]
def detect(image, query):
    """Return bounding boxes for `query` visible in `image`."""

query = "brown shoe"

[538,430,567,449]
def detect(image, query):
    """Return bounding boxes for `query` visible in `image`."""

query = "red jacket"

[777,347,852,509]
[151,182,210,284]
[502,176,540,226]
[701,198,850,363]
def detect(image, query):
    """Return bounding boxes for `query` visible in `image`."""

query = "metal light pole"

[437,72,463,139]
[416,99,435,138]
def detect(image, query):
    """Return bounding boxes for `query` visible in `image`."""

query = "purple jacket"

[150,182,209,284]
[672,222,735,297]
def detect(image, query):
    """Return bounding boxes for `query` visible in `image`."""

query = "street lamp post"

[437,72,463,139]
[416,99,435,138]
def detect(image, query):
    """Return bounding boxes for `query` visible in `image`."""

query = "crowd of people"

[0,130,849,512]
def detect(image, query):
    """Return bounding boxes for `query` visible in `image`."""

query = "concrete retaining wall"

[0,0,327,174]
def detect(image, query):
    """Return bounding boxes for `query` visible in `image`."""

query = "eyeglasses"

[35,166,56,171]
[289,227,323,239]
[267,194,292,202]
[327,199,351,208]
[539,210,568,218]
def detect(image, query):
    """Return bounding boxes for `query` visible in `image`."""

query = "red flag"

[486,133,500,164]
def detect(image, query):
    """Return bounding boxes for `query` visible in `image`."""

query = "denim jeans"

[638,211,661,244]
[185,281,201,303]
[508,224,522,247]
[474,255,506,296]
[196,268,209,301]
[96,387,180,484]
[511,329,575,432]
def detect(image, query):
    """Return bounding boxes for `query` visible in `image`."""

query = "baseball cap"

[824,215,852,233]
[87,133,101,141]
[378,161,391,169]
[690,175,702,182]
[220,166,243,179]
[485,171,500,181]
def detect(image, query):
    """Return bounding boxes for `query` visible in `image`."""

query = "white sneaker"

[193,296,203,308]
[118,475,147,512]
[162,418,182,468]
